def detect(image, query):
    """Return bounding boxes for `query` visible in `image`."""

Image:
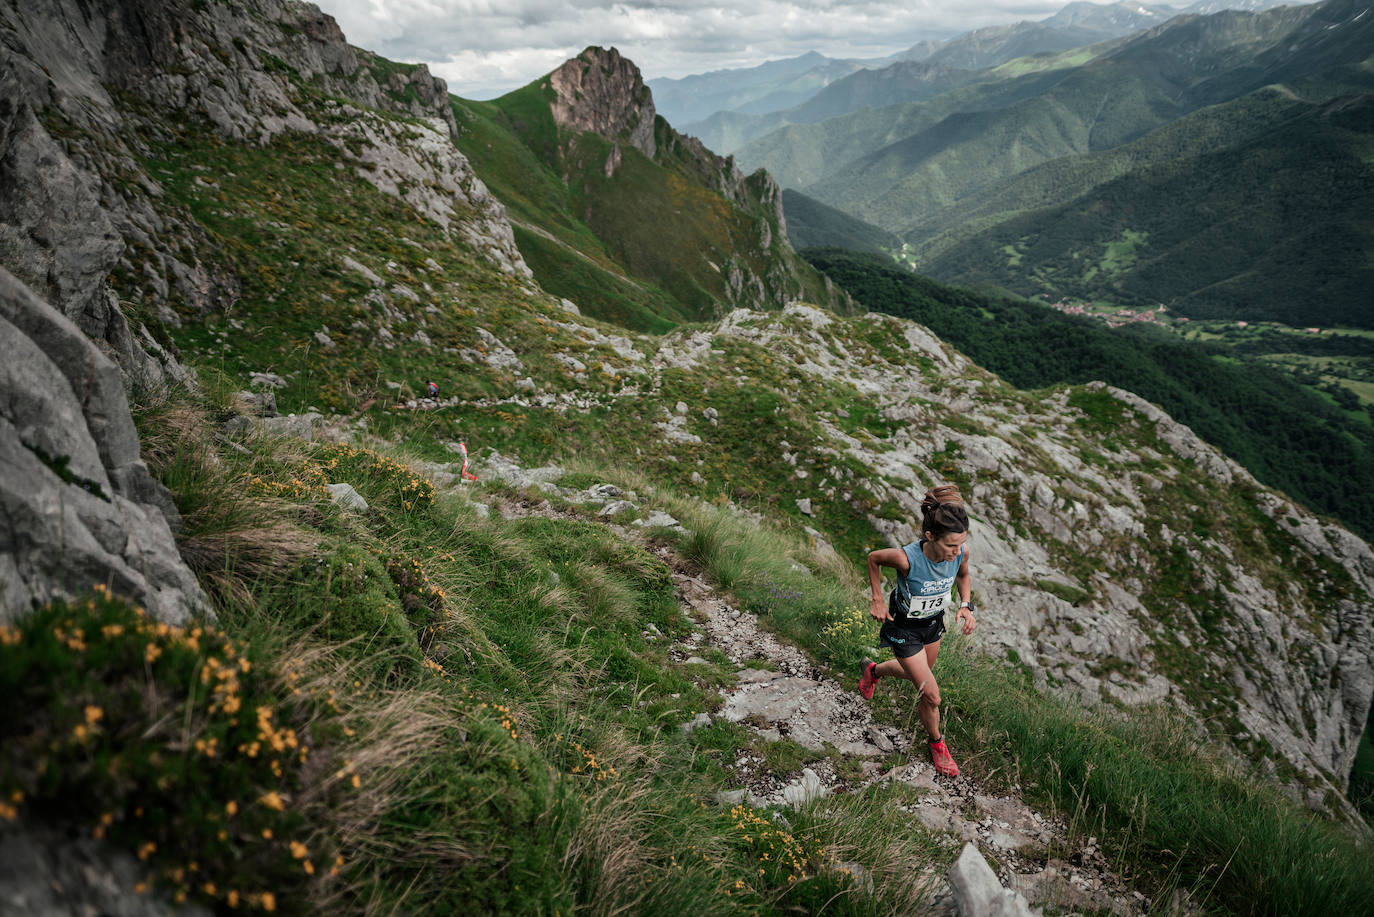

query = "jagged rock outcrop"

[549,47,657,159]
[523,46,856,319]
[0,268,206,625]
[0,0,530,383]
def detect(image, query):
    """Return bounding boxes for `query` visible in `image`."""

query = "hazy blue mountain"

[681,4,1170,155]
[768,0,1338,231]
[1042,1,1177,32]
[790,0,1374,329]
[649,51,877,125]
[1182,0,1318,12]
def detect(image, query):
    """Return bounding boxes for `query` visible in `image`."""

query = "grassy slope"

[451,89,687,333]
[6,377,1373,915]
[5,29,1374,917]
[453,79,843,331]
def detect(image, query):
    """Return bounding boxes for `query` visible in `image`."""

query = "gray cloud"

[316,1,1093,97]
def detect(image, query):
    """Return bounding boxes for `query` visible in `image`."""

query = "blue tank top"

[896,540,963,619]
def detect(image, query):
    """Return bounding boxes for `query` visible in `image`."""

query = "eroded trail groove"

[498,490,1147,914]
[666,563,1144,916]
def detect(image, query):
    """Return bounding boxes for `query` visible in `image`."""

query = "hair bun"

[920,484,969,537]
[920,483,963,513]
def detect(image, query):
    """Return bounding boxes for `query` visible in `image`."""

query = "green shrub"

[0,591,352,913]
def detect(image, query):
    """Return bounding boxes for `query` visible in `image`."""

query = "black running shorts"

[879,613,946,658]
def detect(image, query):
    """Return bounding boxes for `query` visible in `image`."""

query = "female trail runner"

[857,484,976,776]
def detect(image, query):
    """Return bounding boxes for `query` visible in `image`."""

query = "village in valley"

[1035,295,1374,411]
[1046,297,1177,328]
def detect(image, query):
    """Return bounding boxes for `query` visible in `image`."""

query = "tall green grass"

[1,390,955,914]
[643,465,1374,916]
[10,385,1369,915]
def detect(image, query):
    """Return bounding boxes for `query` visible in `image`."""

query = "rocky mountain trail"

[468,455,1149,917]
[668,565,1149,917]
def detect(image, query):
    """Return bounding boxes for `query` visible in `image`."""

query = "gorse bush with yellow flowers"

[0,588,355,913]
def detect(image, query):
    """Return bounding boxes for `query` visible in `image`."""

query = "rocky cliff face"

[0,268,205,624]
[0,0,529,377]
[549,47,657,159]
[0,0,531,622]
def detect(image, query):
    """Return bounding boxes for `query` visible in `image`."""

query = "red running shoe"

[929,738,959,777]
[858,658,879,700]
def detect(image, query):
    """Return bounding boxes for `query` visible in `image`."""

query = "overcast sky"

[316,1,1085,99]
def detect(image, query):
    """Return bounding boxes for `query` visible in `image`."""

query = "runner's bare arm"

[866,547,909,622]
[955,548,976,634]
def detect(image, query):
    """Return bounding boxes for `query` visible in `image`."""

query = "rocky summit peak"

[548,45,657,158]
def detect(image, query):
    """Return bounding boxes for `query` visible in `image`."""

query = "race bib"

[905,591,949,618]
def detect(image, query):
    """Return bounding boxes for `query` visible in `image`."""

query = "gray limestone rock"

[782,768,828,808]
[548,47,657,158]
[327,483,369,512]
[0,820,212,917]
[234,390,277,417]
[633,510,687,533]
[0,269,205,625]
[261,412,324,441]
[947,843,1036,917]
[680,712,712,734]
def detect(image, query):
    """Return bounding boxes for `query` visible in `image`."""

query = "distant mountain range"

[652,0,1309,146]
[739,0,1371,329]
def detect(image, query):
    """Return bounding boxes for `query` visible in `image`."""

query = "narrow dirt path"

[665,563,1146,916]
[486,490,1148,915]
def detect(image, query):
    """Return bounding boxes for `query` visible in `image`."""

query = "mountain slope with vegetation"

[923,89,1374,327]
[779,190,903,256]
[1,1,1372,916]
[789,2,1327,232]
[740,0,1372,329]
[451,47,853,333]
[803,248,1374,543]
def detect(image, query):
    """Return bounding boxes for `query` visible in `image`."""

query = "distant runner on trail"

[858,484,977,777]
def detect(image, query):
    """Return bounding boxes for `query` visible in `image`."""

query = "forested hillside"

[805,249,1374,541]
[744,0,1373,331]
[923,84,1374,328]
[779,190,902,256]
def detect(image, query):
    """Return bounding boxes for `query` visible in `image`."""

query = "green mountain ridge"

[747,0,1373,330]
[792,1,1330,232]
[924,89,1374,328]
[453,47,854,332]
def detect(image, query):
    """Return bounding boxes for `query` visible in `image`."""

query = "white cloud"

[316,0,1080,97]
